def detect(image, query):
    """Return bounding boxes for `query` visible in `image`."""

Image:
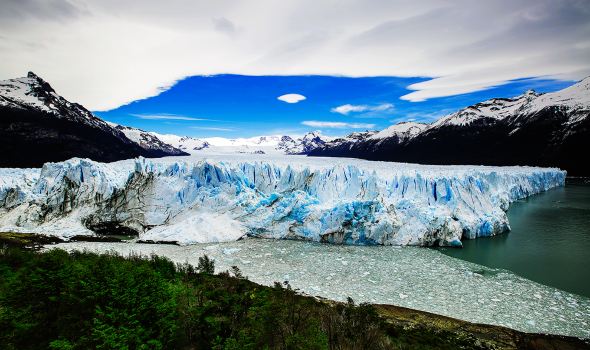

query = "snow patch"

[369,122,428,140]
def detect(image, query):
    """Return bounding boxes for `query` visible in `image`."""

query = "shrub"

[197,254,215,274]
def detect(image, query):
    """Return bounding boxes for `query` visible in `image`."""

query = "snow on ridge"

[0,72,121,133]
[534,76,590,112]
[0,73,55,112]
[369,122,428,140]
[146,132,209,151]
[116,125,145,144]
[0,155,566,246]
[432,77,590,128]
[431,91,543,128]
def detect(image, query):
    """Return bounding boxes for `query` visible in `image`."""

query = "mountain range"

[116,126,330,156]
[1,72,588,175]
[310,78,590,176]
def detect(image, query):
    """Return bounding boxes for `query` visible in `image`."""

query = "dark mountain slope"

[310,78,590,176]
[0,72,187,168]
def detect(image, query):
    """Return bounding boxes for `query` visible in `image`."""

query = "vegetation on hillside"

[0,246,399,349]
[0,240,588,349]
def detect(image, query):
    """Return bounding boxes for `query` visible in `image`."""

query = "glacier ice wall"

[0,156,566,246]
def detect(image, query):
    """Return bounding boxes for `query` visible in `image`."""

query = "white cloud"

[331,104,367,114]
[277,93,306,103]
[0,0,588,110]
[302,121,375,129]
[131,113,210,121]
[331,103,393,115]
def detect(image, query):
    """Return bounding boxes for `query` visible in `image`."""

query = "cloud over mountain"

[1,0,588,110]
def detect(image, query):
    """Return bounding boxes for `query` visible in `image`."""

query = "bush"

[196,254,215,274]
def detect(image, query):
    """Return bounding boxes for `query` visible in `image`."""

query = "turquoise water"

[440,180,590,297]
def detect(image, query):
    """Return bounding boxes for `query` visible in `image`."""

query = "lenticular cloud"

[277,94,306,103]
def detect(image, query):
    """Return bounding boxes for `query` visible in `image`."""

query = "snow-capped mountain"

[311,77,590,175]
[320,131,379,150]
[368,121,428,140]
[0,72,187,167]
[201,135,284,154]
[276,131,328,154]
[151,133,210,152]
[110,124,188,156]
[1,72,109,129]
[148,131,331,155]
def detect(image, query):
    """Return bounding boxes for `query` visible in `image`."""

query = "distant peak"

[27,71,47,84]
[25,71,55,94]
[524,89,538,96]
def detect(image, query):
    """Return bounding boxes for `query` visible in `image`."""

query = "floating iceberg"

[0,155,566,246]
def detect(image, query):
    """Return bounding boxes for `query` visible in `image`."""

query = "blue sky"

[95,75,574,138]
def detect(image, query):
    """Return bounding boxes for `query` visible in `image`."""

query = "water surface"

[440,180,590,297]
[48,240,590,338]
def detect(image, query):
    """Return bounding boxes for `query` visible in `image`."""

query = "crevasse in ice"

[0,155,566,246]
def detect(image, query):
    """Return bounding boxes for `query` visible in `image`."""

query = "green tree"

[197,254,215,274]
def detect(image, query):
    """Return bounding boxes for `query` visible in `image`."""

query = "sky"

[96,75,573,138]
[1,0,589,137]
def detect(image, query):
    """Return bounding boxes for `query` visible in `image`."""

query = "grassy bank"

[0,234,588,349]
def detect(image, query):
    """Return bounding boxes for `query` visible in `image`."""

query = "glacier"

[0,154,566,246]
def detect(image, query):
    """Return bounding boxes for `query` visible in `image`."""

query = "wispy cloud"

[190,126,234,131]
[131,113,211,121]
[396,109,456,123]
[277,93,306,103]
[331,103,394,115]
[302,121,375,129]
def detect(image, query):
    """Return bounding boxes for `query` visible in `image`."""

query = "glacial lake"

[440,180,590,298]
